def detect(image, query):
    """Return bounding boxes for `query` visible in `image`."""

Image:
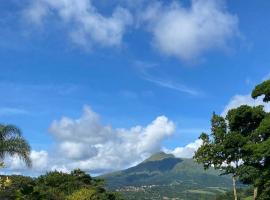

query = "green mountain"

[102,152,233,200]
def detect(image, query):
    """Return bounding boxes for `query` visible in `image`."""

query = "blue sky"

[1,0,270,174]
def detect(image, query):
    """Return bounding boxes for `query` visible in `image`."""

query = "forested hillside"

[102,152,232,200]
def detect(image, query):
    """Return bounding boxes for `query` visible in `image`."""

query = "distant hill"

[102,152,233,200]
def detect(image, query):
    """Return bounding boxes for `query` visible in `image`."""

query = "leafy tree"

[243,80,270,200]
[66,188,124,200]
[194,105,265,200]
[252,79,270,102]
[0,169,123,200]
[195,79,270,200]
[66,188,98,200]
[0,175,34,200]
[227,105,265,200]
[194,113,241,199]
[33,169,98,198]
[236,114,270,199]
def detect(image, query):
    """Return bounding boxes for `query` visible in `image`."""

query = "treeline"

[0,169,124,200]
[194,80,270,200]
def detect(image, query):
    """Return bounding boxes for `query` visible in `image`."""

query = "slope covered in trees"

[102,152,233,199]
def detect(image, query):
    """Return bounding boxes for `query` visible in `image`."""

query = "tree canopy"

[0,169,124,200]
[194,79,270,200]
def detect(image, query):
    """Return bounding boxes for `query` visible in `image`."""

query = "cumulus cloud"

[48,106,175,172]
[24,0,133,47]
[222,94,270,116]
[164,139,202,158]
[4,150,49,175]
[2,105,209,175]
[30,150,49,170]
[142,0,239,61]
[22,0,240,59]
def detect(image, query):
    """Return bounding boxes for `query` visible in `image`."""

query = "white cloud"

[222,94,270,116]
[48,106,175,173]
[164,139,202,158]
[30,150,49,170]
[4,150,48,174]
[59,142,98,160]
[22,0,239,59]
[142,0,239,61]
[2,106,207,175]
[24,0,133,48]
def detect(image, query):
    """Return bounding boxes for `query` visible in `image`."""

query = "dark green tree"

[252,79,270,102]
[195,79,270,200]
[194,113,241,200]
[194,105,265,200]
[242,79,270,200]
[227,105,265,200]
[0,169,124,200]
[0,175,35,199]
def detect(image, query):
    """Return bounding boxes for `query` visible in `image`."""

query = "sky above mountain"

[1,0,270,175]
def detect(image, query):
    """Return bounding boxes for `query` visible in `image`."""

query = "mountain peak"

[143,151,175,163]
[103,151,232,194]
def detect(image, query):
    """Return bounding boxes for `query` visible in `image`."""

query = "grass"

[186,189,216,195]
[207,187,227,193]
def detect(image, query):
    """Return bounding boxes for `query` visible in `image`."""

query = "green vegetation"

[0,169,123,200]
[194,79,270,200]
[102,152,232,199]
[119,185,229,200]
[215,188,254,200]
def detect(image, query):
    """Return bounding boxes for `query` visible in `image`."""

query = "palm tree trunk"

[232,176,238,200]
[254,187,258,200]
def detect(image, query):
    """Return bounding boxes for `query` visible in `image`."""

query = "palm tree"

[0,124,32,167]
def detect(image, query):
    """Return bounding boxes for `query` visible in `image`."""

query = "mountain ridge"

[101,152,232,199]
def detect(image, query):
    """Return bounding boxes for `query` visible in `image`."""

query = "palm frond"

[0,124,22,141]
[0,136,32,168]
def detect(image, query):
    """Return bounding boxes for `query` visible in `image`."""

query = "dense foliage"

[0,169,123,200]
[194,79,270,200]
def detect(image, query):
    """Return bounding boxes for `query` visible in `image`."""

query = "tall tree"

[194,113,241,200]
[195,79,270,200]
[0,124,32,167]
[194,105,265,200]
[244,79,270,200]
[227,105,265,200]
